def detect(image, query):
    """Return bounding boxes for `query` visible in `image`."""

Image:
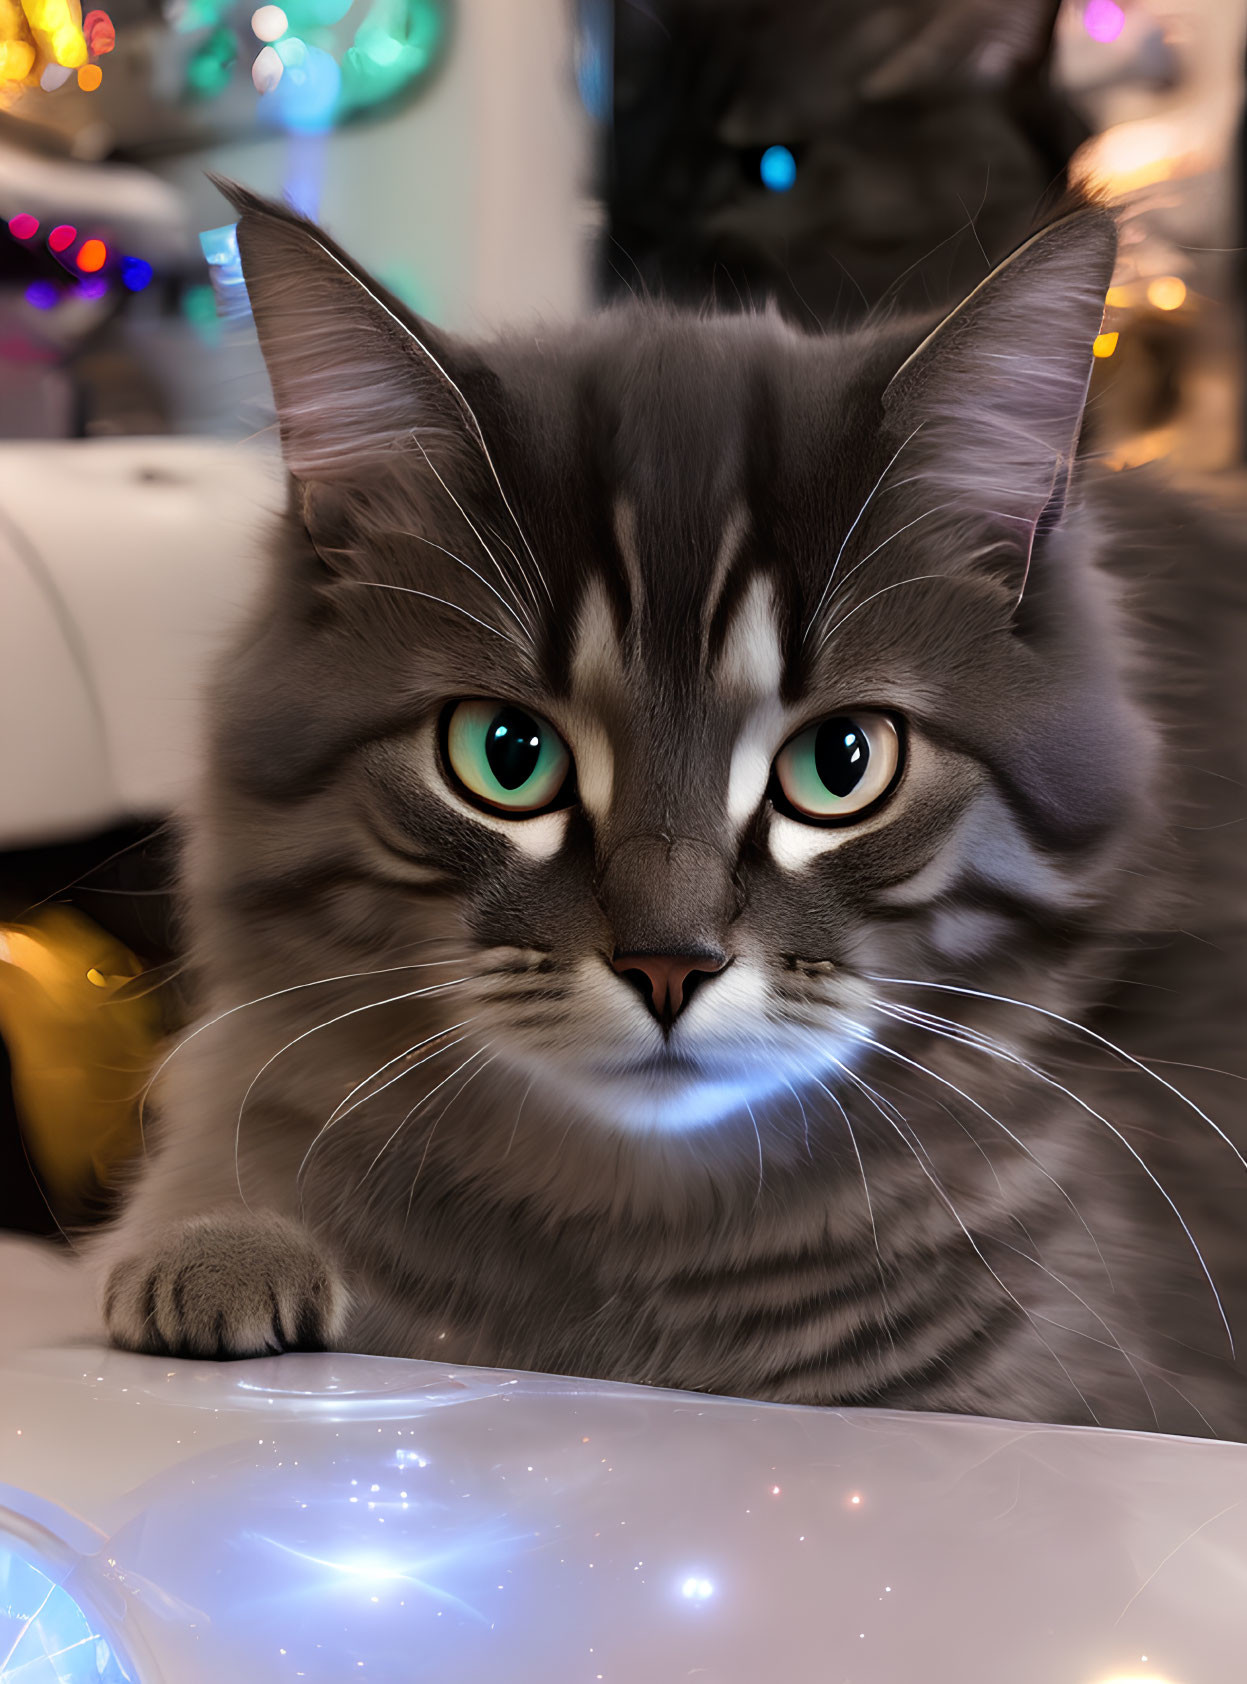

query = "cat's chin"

[541,1052,816,1136]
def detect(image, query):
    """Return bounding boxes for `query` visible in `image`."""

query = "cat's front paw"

[103,1211,350,1359]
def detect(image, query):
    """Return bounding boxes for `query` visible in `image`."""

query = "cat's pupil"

[815,717,867,798]
[485,707,544,790]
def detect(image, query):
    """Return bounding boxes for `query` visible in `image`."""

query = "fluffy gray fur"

[98,184,1247,1435]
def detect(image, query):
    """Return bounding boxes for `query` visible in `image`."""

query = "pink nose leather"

[611,952,727,1022]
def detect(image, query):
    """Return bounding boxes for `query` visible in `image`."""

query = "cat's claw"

[102,1211,350,1359]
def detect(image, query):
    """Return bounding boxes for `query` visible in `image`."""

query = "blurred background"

[1,0,1244,1240]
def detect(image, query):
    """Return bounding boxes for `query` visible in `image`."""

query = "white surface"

[1,1342,1246,1682]
[0,438,282,848]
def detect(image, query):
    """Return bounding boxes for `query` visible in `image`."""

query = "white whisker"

[345,581,518,644]
[231,976,473,1208]
[865,1005,1114,1287]
[827,1051,1098,1422]
[804,422,924,638]
[867,987,1237,1355]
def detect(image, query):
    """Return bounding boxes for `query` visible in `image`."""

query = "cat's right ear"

[216,177,488,488]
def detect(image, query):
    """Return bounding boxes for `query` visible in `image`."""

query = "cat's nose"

[610,950,729,1026]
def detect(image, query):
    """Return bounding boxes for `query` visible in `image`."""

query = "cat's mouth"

[604,1050,705,1081]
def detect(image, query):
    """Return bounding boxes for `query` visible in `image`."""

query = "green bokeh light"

[185,25,237,93]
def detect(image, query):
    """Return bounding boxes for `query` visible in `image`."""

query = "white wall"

[153,0,592,333]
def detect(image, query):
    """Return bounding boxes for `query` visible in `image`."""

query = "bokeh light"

[251,2,287,38]
[75,239,107,272]
[1093,330,1120,358]
[83,8,115,53]
[77,275,108,298]
[76,62,102,89]
[47,224,76,253]
[1084,0,1126,43]
[1146,275,1188,311]
[186,26,237,94]
[7,213,38,239]
[267,38,341,131]
[120,255,153,291]
[23,281,58,310]
[252,40,283,90]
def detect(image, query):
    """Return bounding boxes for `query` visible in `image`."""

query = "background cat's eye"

[772,712,901,824]
[442,700,573,816]
[739,143,801,193]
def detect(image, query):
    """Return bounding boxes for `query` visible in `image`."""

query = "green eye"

[773,712,901,823]
[443,700,572,815]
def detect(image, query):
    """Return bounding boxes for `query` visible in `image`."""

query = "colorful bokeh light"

[24,280,59,309]
[77,61,102,89]
[48,223,76,252]
[78,274,108,298]
[7,213,38,239]
[83,7,114,52]
[1084,0,1126,43]
[75,238,107,272]
[267,37,340,131]
[120,255,153,291]
[187,25,237,94]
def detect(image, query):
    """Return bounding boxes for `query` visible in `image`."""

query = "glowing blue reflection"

[0,1543,134,1682]
[760,144,797,192]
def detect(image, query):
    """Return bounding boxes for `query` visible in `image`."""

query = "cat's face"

[217,187,1140,1138]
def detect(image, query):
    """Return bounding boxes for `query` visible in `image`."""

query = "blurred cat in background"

[607,0,1086,320]
[96,183,1247,1437]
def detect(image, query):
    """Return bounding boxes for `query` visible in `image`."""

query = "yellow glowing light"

[1146,275,1187,312]
[1093,331,1119,358]
[1104,284,1134,309]
[1073,114,1208,197]
[1095,1676,1181,1684]
[1,0,90,103]
[75,57,98,87]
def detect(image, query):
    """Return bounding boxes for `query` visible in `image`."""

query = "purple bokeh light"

[1084,0,1126,44]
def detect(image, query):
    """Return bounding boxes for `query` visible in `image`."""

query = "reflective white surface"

[1,1346,1246,1682]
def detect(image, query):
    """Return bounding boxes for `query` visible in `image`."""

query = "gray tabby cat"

[98,183,1247,1435]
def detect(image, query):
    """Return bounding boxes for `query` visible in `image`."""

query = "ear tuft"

[882,202,1117,568]
[213,175,479,485]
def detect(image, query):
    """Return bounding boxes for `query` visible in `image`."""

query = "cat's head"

[611,0,1086,320]
[215,183,1144,1137]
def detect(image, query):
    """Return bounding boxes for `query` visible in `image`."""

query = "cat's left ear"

[215,177,489,487]
[865,0,1063,97]
[882,201,1116,580]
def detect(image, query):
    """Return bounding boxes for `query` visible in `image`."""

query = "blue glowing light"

[0,1542,134,1681]
[760,144,797,192]
[23,281,58,310]
[119,256,153,292]
[681,1574,715,1600]
[268,40,342,133]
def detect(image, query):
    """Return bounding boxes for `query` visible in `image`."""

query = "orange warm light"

[76,237,106,271]
[76,59,99,87]
[1146,276,1187,312]
[1093,331,1119,359]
